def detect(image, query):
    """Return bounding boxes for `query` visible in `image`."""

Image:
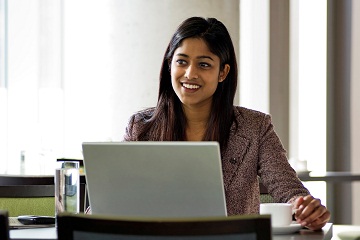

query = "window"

[1,0,327,199]
[1,0,63,174]
[294,0,327,203]
[240,0,327,203]
[1,0,240,174]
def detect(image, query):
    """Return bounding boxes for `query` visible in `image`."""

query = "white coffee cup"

[260,203,293,227]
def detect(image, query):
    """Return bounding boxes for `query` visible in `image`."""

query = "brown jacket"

[124,106,310,215]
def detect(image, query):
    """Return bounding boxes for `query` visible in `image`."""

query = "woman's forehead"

[174,38,219,60]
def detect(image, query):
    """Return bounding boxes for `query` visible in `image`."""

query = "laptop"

[82,141,227,218]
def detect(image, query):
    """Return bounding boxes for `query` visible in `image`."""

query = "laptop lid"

[82,141,227,218]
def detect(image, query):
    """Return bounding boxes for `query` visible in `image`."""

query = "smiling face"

[170,38,230,110]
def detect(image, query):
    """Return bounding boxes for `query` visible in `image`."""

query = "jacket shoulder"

[130,107,155,122]
[233,106,271,125]
[123,107,155,141]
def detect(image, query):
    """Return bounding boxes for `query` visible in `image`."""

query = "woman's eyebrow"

[175,53,214,61]
[175,53,189,58]
[197,55,214,61]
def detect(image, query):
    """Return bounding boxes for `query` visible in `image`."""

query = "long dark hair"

[136,17,238,151]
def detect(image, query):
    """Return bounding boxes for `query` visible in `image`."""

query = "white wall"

[62,0,240,158]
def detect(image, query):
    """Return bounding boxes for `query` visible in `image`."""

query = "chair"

[0,210,10,240]
[0,175,55,217]
[0,175,87,217]
[57,213,271,240]
[259,180,274,203]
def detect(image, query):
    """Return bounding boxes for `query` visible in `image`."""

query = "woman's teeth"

[183,83,200,89]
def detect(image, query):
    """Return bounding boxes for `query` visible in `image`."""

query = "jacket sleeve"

[123,114,136,141]
[257,114,310,203]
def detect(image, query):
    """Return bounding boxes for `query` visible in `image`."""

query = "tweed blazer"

[123,106,310,215]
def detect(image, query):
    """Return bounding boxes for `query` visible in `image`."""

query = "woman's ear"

[219,64,230,82]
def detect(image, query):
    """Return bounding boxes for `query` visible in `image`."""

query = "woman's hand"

[293,195,331,230]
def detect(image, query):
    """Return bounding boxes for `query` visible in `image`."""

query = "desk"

[9,223,333,240]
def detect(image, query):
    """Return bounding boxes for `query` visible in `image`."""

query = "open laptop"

[82,141,227,218]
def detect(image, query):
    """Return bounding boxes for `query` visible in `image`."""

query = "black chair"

[0,210,10,240]
[57,213,271,240]
[0,175,87,216]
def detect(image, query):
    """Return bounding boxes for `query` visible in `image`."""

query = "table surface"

[9,223,341,240]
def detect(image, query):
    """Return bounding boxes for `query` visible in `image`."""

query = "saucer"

[337,231,360,240]
[272,222,302,234]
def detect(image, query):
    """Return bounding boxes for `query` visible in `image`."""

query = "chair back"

[0,176,55,217]
[259,180,274,203]
[57,213,271,240]
[0,175,87,217]
[0,210,10,240]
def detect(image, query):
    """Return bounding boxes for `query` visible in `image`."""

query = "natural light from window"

[296,0,327,203]
[1,0,328,209]
[240,0,327,204]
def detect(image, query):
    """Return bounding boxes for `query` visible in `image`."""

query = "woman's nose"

[184,65,199,80]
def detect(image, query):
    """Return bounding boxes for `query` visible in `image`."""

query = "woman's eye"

[199,62,211,68]
[176,59,187,65]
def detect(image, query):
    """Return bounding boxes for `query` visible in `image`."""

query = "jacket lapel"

[222,132,250,190]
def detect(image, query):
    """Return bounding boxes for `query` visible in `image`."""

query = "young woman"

[124,17,330,230]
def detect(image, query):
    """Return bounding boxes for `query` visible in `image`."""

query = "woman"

[124,17,330,230]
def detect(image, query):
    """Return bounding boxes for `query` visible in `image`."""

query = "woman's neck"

[183,105,211,141]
